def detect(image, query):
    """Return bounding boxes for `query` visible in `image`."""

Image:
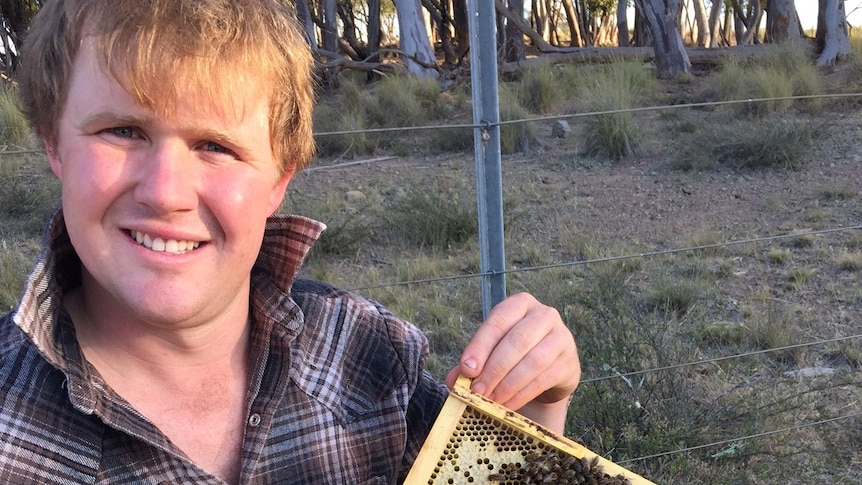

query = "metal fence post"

[468,0,506,318]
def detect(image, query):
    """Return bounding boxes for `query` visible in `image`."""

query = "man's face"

[47,40,292,330]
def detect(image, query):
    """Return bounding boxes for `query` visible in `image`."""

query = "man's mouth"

[130,230,202,254]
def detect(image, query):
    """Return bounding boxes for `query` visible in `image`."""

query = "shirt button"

[248,413,262,427]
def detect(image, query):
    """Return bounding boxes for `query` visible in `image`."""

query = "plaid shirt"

[0,211,448,484]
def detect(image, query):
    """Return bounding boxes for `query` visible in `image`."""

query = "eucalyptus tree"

[816,0,851,64]
[766,0,802,42]
[633,0,690,77]
[0,0,40,72]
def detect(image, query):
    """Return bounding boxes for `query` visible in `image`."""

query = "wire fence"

[303,91,862,475]
[2,90,861,478]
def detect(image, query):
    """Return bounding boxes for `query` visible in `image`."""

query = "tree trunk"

[692,0,709,46]
[576,0,592,46]
[393,0,439,77]
[741,2,764,44]
[707,0,723,47]
[452,0,469,61]
[322,0,339,52]
[505,0,526,62]
[294,0,318,49]
[617,0,630,47]
[634,0,690,77]
[766,0,801,42]
[367,0,382,62]
[422,0,457,65]
[337,0,365,60]
[816,0,851,64]
[561,0,584,47]
[532,0,549,41]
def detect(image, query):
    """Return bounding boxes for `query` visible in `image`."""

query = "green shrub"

[367,75,442,128]
[0,90,30,148]
[386,182,478,248]
[680,117,820,171]
[518,64,565,114]
[498,84,537,154]
[0,247,31,311]
[578,60,654,159]
[750,66,794,115]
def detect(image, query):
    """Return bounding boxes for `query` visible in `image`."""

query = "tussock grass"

[385,181,478,248]
[643,276,703,316]
[834,251,862,271]
[711,43,825,116]
[767,248,792,264]
[0,246,31,312]
[498,84,538,154]
[0,90,30,148]
[367,75,443,128]
[676,116,821,171]
[784,266,817,290]
[576,60,656,159]
[516,64,578,114]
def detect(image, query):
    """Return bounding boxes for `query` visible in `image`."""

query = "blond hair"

[18,0,316,174]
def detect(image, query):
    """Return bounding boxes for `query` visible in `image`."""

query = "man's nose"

[133,141,199,213]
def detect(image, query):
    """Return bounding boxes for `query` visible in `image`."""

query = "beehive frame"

[405,375,656,484]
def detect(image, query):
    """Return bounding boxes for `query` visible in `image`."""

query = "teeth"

[131,230,201,254]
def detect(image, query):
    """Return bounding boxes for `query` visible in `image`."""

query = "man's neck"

[64,287,251,484]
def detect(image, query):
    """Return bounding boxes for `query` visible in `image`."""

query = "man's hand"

[444,292,580,432]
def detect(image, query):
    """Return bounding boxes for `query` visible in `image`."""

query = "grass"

[0,89,30,148]
[676,116,822,171]
[576,60,656,159]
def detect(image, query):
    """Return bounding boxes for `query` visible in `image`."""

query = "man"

[0,1,580,483]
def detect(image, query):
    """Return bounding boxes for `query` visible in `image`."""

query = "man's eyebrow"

[78,111,156,129]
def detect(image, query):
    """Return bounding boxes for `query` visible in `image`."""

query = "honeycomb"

[404,376,655,484]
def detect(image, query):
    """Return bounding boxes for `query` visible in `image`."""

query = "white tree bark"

[634,0,691,77]
[393,0,439,78]
[707,0,723,47]
[691,0,709,47]
[817,0,851,65]
[766,0,801,42]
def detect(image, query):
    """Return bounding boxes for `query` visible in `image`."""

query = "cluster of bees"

[487,450,632,485]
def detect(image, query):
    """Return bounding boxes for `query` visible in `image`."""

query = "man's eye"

[109,127,136,138]
[203,142,237,157]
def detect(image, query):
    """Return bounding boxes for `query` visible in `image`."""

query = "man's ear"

[267,169,294,215]
[43,138,63,180]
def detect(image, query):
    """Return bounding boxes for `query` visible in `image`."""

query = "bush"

[0,90,30,148]
[386,181,478,249]
[676,117,821,171]
[498,84,538,155]
[578,60,655,159]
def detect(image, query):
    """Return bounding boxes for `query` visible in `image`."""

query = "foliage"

[385,179,478,248]
[497,84,538,154]
[711,43,825,116]
[576,59,656,159]
[0,246,31,312]
[367,75,443,128]
[0,89,30,148]
[516,64,578,114]
[675,116,822,171]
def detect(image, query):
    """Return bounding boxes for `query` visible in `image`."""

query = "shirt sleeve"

[399,369,448,483]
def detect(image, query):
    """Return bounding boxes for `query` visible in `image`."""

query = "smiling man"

[0,1,580,484]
